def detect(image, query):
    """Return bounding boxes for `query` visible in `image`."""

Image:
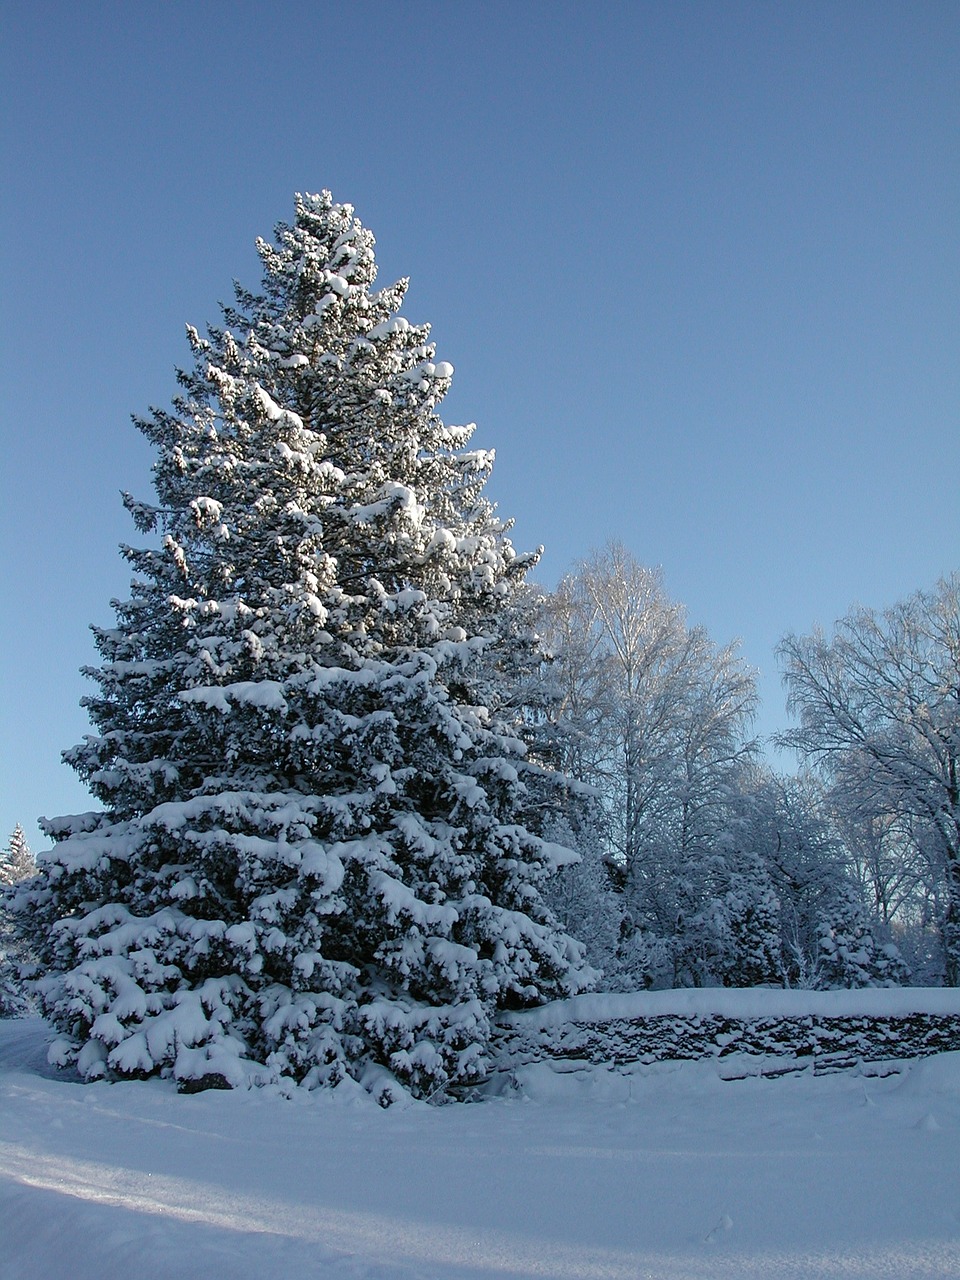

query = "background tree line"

[537,544,959,990]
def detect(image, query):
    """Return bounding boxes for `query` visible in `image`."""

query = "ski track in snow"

[2,1018,960,1279]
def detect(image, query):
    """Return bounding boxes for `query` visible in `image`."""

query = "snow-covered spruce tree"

[18,192,589,1099]
[1,824,36,886]
[1,824,38,1016]
[675,843,783,989]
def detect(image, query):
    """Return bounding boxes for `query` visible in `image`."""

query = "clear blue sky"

[2,1,958,847]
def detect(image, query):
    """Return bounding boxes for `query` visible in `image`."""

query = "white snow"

[504,986,960,1029]
[178,681,289,714]
[2,1014,959,1279]
[322,271,350,296]
[367,317,412,340]
[302,297,339,324]
[254,384,304,430]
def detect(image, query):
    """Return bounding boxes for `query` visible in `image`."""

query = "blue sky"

[2,1,958,846]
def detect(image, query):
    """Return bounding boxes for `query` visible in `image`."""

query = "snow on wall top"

[501,986,960,1029]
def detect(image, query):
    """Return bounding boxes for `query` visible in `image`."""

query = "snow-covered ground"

[2,1015,960,1280]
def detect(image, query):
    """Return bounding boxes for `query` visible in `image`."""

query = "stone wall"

[493,998,960,1081]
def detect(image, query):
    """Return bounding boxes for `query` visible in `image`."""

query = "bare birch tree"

[543,542,761,985]
[778,574,960,983]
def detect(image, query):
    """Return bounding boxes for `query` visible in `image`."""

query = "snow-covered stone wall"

[494,989,960,1080]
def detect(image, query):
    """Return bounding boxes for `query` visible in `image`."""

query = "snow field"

[2,1017,960,1280]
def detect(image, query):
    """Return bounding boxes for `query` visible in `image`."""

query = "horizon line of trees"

[535,546,958,991]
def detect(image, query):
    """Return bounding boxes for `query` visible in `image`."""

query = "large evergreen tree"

[19,192,587,1098]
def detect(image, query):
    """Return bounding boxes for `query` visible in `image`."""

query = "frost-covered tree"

[1,824,36,885]
[542,544,760,986]
[676,840,783,989]
[779,575,960,983]
[1,824,37,1015]
[829,797,938,983]
[17,192,588,1098]
[739,770,906,988]
[540,800,623,984]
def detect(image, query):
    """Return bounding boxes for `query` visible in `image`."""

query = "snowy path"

[2,1018,959,1279]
